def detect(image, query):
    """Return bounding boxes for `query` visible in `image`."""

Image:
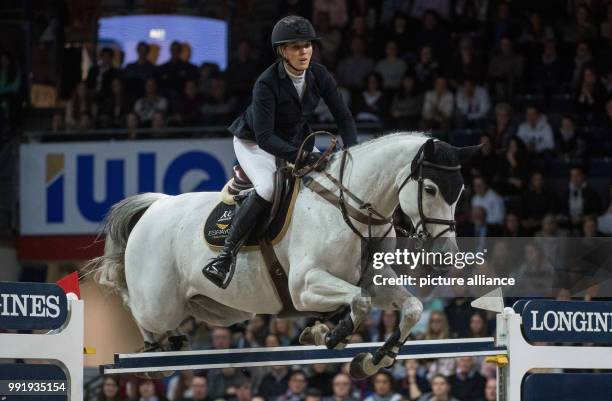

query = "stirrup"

[203,255,236,289]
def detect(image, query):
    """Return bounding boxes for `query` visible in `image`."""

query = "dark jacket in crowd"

[448,371,486,401]
[229,61,358,162]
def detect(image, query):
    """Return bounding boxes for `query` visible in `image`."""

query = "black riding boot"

[202,191,271,288]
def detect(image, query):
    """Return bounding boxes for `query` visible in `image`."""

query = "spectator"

[464,134,497,184]
[411,1,451,21]
[516,105,554,154]
[575,65,606,123]
[178,374,210,401]
[457,206,502,238]
[483,378,496,401]
[449,38,484,86]
[269,318,296,346]
[467,312,488,338]
[276,370,308,401]
[138,379,169,401]
[417,374,460,401]
[414,46,440,89]
[582,215,603,237]
[488,102,515,149]
[521,172,558,232]
[258,365,290,401]
[208,368,244,400]
[156,41,199,102]
[210,326,233,350]
[535,213,568,237]
[308,364,334,397]
[314,12,343,68]
[398,359,431,400]
[530,40,562,97]
[375,41,407,90]
[383,13,415,58]
[95,78,129,128]
[455,78,491,128]
[424,310,450,340]
[502,213,525,236]
[488,35,524,101]
[86,47,121,100]
[265,332,281,347]
[151,111,167,131]
[489,2,519,48]
[305,389,324,401]
[519,11,555,46]
[201,75,237,125]
[563,166,601,230]
[340,16,372,57]
[97,375,125,401]
[134,79,168,126]
[172,80,204,126]
[471,176,505,225]
[226,40,260,98]
[421,76,454,131]
[79,111,93,130]
[448,356,486,401]
[312,0,348,28]
[337,37,375,91]
[65,81,93,129]
[228,378,253,401]
[199,62,221,95]
[364,371,402,401]
[390,73,423,129]
[556,115,586,160]
[514,243,556,297]
[353,72,388,123]
[168,371,194,401]
[373,310,400,342]
[323,373,357,401]
[597,184,612,235]
[450,0,488,33]
[123,42,156,103]
[569,41,592,89]
[563,4,597,43]
[50,112,65,132]
[380,1,412,25]
[495,136,529,196]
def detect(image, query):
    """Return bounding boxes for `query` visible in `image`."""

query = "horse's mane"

[349,131,430,152]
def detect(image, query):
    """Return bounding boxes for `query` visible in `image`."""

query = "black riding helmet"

[271,16,320,50]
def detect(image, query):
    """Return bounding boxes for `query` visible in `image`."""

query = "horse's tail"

[84,193,168,304]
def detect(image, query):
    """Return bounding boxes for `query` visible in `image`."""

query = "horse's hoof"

[135,370,175,380]
[349,352,378,379]
[299,321,329,346]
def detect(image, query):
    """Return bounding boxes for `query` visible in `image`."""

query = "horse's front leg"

[350,267,423,379]
[292,267,371,349]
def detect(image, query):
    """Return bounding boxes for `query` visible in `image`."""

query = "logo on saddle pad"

[216,210,233,230]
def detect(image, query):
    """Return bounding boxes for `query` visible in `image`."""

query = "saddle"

[204,162,301,316]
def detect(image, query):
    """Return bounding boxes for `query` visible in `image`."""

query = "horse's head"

[398,138,479,252]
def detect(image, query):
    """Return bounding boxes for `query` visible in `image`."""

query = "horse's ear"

[423,138,435,160]
[457,144,482,163]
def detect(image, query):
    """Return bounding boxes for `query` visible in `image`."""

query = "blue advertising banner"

[522,300,612,344]
[0,282,67,330]
[0,364,67,400]
[523,373,612,401]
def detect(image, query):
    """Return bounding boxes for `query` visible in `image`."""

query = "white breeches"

[233,137,277,202]
[233,136,318,202]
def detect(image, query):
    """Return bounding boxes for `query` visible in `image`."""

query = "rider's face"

[282,41,312,73]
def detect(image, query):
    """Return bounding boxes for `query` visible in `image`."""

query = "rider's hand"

[303,151,328,172]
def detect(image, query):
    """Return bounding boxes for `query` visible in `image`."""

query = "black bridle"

[398,155,462,239]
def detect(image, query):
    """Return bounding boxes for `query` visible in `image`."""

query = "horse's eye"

[425,186,437,196]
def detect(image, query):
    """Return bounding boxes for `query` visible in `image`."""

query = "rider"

[203,15,359,288]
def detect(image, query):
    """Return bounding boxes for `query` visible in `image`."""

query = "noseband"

[398,154,461,239]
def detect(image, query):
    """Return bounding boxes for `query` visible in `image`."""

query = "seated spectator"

[489,2,520,48]
[488,102,516,150]
[151,111,166,131]
[340,16,372,58]
[199,62,221,95]
[563,4,598,43]
[424,311,450,340]
[390,73,423,129]
[156,41,199,102]
[597,184,612,235]
[582,215,603,237]
[269,318,296,346]
[535,213,568,237]
[308,364,334,397]
[178,374,209,401]
[364,371,402,401]
[227,377,252,401]
[556,115,586,160]
[563,166,601,231]
[417,374,460,401]
[258,365,289,401]
[372,310,400,342]
[97,375,125,401]
[95,78,129,128]
[464,134,497,184]
[467,312,489,338]
[495,137,529,196]
[134,79,168,126]
[375,40,407,90]
[502,213,526,236]
[201,75,237,125]
[65,81,93,129]
[138,378,169,401]
[172,80,204,126]
[487,35,524,100]
[323,373,357,401]
[455,78,491,128]
[569,41,593,89]
[421,76,454,131]
[353,72,388,123]
[415,9,451,59]
[516,105,554,154]
[304,389,323,401]
[226,40,259,98]
[383,13,415,58]
[514,243,556,297]
[86,46,121,100]
[448,356,486,401]
[449,38,484,87]
[575,65,606,123]
[167,371,193,401]
[529,40,562,96]
[336,37,375,91]
[414,46,440,89]
[208,368,243,400]
[398,359,431,400]
[312,0,348,28]
[471,176,505,226]
[276,370,308,401]
[484,378,497,401]
[457,206,502,238]
[315,12,343,68]
[521,172,558,232]
[123,42,156,103]
[519,11,555,46]
[380,1,412,25]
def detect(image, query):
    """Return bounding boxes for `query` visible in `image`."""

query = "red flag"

[56,272,81,299]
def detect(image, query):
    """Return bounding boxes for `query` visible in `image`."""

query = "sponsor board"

[0,282,68,330]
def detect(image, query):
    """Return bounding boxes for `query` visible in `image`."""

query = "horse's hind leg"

[294,268,371,349]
